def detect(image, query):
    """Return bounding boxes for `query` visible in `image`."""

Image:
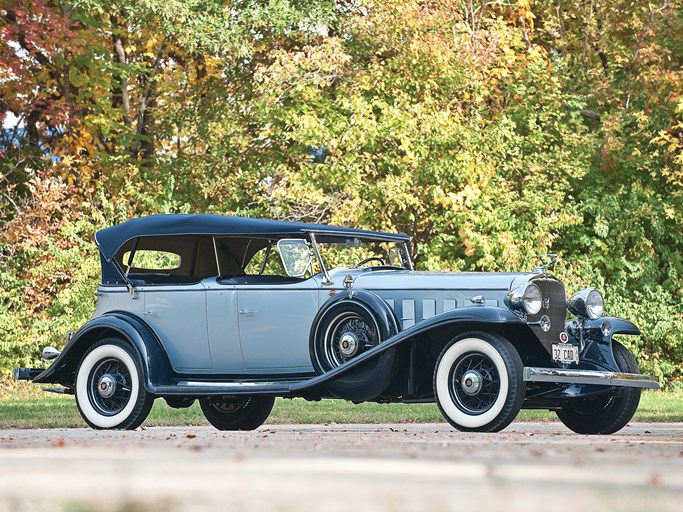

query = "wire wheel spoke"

[326,312,376,367]
[88,358,133,416]
[449,352,501,415]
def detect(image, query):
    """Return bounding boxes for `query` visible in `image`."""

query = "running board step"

[154,379,309,396]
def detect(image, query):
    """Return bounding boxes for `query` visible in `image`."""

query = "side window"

[215,237,320,284]
[277,239,312,277]
[123,250,181,271]
[244,243,287,276]
[115,236,218,285]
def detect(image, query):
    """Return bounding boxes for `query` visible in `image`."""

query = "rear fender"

[33,312,172,392]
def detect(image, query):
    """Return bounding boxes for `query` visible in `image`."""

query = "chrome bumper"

[523,367,660,389]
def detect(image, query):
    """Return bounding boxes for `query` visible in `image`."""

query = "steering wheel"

[352,257,385,268]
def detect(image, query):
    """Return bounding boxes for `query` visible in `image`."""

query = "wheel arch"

[395,307,543,365]
[34,312,172,392]
[379,309,544,399]
[579,316,641,372]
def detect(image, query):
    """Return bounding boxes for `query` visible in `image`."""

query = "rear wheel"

[556,341,641,434]
[199,396,275,431]
[434,332,525,432]
[75,338,154,430]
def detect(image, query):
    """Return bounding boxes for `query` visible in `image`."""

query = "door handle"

[238,309,256,316]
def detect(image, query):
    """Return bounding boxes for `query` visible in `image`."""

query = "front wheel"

[199,396,275,431]
[433,332,525,432]
[75,338,154,430]
[556,341,642,434]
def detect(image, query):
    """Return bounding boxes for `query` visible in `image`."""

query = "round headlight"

[585,289,604,319]
[567,287,604,320]
[522,283,543,315]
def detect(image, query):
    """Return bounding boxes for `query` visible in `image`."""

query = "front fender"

[34,312,172,393]
[579,316,641,372]
[292,305,533,392]
[584,317,640,335]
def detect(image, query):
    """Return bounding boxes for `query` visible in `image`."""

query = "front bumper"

[524,367,660,389]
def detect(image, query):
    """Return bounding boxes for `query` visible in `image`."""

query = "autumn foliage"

[1,1,681,389]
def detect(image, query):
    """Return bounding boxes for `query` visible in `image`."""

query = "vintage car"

[14,214,659,433]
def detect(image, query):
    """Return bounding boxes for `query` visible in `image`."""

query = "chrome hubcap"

[461,371,482,395]
[97,374,116,399]
[325,311,377,367]
[339,333,359,357]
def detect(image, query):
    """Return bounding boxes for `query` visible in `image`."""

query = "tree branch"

[110,14,131,127]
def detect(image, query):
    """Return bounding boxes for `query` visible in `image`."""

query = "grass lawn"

[0,389,680,429]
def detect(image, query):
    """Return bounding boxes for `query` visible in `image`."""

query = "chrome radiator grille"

[527,277,567,348]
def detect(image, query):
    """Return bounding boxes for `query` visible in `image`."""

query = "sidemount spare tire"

[310,291,400,401]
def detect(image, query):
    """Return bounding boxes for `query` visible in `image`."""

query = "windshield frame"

[305,230,413,285]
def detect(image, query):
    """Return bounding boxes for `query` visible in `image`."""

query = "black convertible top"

[95,214,410,261]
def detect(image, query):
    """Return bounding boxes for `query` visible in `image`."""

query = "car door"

[140,282,212,372]
[120,240,214,373]
[204,279,245,374]
[232,238,321,373]
[236,277,320,373]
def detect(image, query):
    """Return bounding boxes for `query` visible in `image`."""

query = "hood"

[350,270,534,292]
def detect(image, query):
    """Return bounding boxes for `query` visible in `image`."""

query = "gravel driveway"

[1,422,681,512]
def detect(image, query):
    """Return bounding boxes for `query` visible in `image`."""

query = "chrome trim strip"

[523,367,660,389]
[155,379,307,395]
[212,236,221,277]
[177,380,302,388]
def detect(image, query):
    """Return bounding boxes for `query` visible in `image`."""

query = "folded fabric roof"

[95,214,410,261]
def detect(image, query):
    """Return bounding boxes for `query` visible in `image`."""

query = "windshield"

[316,238,412,271]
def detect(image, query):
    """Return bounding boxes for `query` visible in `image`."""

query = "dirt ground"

[1,422,681,512]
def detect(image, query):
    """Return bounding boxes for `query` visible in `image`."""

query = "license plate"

[552,343,579,364]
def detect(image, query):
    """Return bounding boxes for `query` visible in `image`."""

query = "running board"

[154,379,310,396]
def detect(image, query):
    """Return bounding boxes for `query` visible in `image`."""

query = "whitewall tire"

[434,332,525,432]
[75,338,154,430]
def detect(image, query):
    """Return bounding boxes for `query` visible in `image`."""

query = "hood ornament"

[533,254,557,274]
